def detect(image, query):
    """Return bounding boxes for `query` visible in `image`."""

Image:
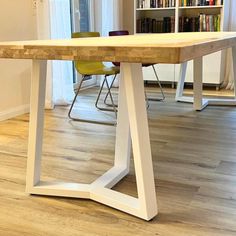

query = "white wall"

[0,0,36,121]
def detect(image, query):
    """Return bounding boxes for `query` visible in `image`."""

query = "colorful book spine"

[179,0,221,6]
[178,13,221,32]
[140,0,175,8]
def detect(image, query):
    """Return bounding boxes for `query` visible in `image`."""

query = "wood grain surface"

[0,88,236,236]
[0,32,236,63]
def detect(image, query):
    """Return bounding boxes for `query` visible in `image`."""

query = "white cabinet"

[134,0,230,86]
[142,64,175,82]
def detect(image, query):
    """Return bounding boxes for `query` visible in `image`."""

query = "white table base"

[26,61,158,221]
[175,46,236,111]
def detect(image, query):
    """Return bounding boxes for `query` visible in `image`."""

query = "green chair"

[68,32,120,126]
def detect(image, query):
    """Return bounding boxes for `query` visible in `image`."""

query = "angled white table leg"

[26,60,91,198]
[91,63,132,189]
[91,63,157,220]
[26,60,47,193]
[26,61,157,221]
[193,57,208,111]
[176,59,208,110]
[175,62,187,101]
[123,63,157,219]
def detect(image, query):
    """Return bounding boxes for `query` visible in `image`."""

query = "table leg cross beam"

[28,163,154,220]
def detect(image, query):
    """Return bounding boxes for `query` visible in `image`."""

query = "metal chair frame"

[103,65,165,108]
[146,65,165,102]
[68,74,118,126]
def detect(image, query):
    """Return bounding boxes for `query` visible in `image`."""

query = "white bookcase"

[134,0,230,88]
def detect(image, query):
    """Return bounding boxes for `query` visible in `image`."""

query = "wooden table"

[0,32,236,221]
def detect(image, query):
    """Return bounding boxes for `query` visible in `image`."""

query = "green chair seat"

[75,61,119,76]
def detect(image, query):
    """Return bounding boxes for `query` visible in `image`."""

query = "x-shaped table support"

[26,60,157,221]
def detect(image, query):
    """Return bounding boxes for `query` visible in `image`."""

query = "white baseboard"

[0,104,30,122]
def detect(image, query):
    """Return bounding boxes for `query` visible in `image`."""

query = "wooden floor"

[0,87,236,236]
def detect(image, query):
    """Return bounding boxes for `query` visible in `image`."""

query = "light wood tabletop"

[0,32,236,63]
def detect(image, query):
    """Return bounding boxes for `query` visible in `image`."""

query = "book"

[146,0,151,8]
[179,0,220,6]
[137,16,174,33]
[178,13,220,32]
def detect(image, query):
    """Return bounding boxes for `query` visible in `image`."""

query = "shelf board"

[179,5,223,9]
[136,5,223,11]
[136,7,175,11]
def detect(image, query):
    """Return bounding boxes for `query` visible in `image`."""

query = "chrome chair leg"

[145,92,150,109]
[95,75,118,117]
[103,75,118,107]
[68,75,116,126]
[146,65,165,101]
[68,75,85,120]
[104,77,117,118]
[103,66,165,108]
[102,75,150,110]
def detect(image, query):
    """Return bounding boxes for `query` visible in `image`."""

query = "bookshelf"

[134,0,230,88]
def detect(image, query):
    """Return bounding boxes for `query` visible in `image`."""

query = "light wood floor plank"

[0,87,236,235]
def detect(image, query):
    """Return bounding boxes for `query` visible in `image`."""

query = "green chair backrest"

[72,32,104,75]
